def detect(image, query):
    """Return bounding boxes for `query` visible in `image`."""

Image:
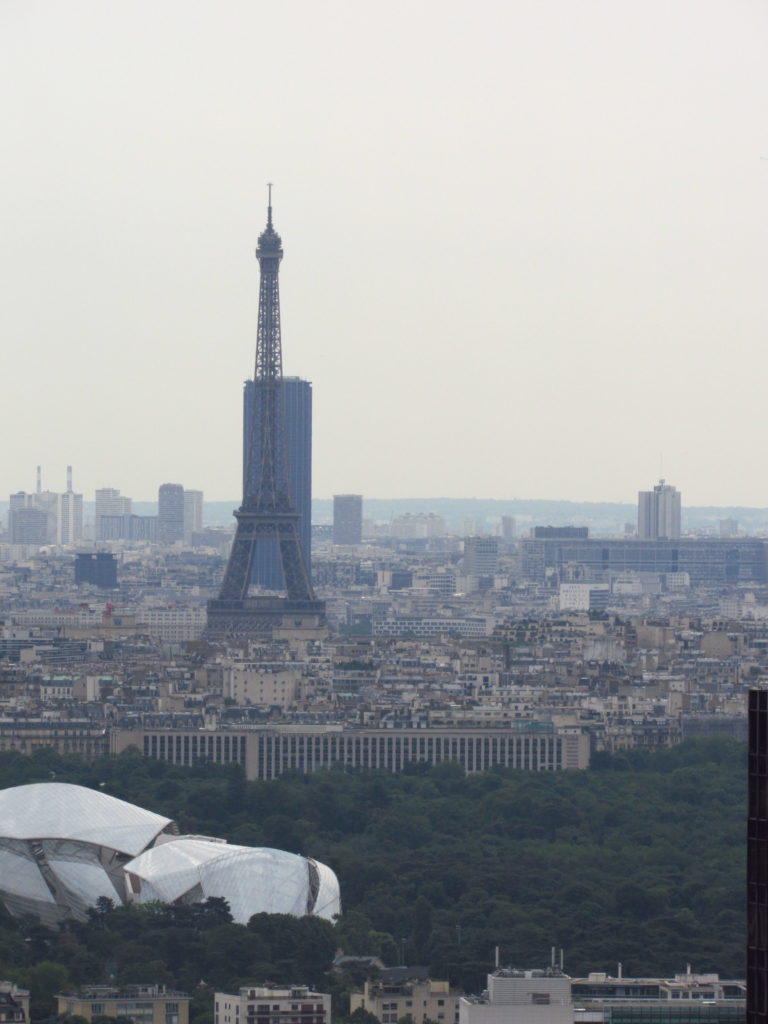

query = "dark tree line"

[0,739,747,1021]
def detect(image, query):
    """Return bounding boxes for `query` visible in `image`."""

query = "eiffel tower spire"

[206,191,325,638]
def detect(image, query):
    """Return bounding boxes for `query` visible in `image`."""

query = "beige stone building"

[225,662,306,708]
[0,719,108,757]
[56,985,189,1024]
[351,970,460,1024]
[0,982,29,1024]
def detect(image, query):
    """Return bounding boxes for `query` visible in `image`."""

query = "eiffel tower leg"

[278,522,314,602]
[219,520,257,600]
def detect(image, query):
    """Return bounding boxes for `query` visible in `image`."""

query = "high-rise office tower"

[59,466,83,545]
[9,506,48,545]
[8,492,28,538]
[463,517,478,537]
[464,536,499,576]
[637,479,681,540]
[206,192,324,637]
[720,517,739,538]
[8,492,27,514]
[95,488,132,540]
[59,491,83,545]
[501,515,516,542]
[749,688,768,1024]
[333,494,363,545]
[183,489,204,543]
[33,490,60,544]
[158,483,184,543]
[244,378,312,586]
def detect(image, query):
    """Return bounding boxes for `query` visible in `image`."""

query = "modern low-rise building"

[460,969,572,1024]
[460,969,746,1024]
[558,584,609,613]
[215,985,330,1024]
[56,985,189,1024]
[520,537,768,585]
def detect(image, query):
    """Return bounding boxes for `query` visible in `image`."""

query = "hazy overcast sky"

[3,0,768,506]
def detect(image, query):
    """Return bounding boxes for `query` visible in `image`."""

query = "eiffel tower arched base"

[205,595,326,640]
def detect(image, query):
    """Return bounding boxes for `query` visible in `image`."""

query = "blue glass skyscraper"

[243,376,312,589]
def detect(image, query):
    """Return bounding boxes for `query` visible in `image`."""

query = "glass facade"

[522,538,768,585]
[243,377,312,589]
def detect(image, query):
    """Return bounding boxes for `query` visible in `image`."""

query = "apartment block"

[215,986,330,1024]
[351,969,460,1024]
[56,985,189,1024]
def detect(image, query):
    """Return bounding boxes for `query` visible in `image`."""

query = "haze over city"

[3,0,768,506]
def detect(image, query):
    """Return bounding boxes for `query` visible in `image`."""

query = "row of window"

[256,734,563,777]
[88,1006,177,1016]
[144,734,247,766]
[140,731,567,777]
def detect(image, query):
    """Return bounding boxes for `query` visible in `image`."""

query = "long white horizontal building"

[110,725,590,779]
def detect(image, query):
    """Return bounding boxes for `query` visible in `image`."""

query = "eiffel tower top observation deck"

[206,190,325,638]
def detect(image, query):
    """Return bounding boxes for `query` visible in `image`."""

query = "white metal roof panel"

[125,838,233,903]
[312,859,341,920]
[197,847,310,922]
[0,783,173,855]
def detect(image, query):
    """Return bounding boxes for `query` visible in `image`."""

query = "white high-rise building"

[183,489,204,542]
[464,536,499,576]
[59,491,83,544]
[637,479,681,540]
[57,466,83,544]
[333,494,362,545]
[158,483,184,543]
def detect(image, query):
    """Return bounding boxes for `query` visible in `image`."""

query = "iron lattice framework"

[207,194,323,637]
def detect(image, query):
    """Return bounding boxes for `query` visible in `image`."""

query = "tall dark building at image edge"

[244,377,312,589]
[749,688,768,1024]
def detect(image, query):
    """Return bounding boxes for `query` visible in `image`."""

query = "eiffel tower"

[206,190,325,638]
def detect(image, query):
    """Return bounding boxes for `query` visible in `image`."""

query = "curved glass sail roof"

[0,782,340,925]
[125,839,341,923]
[0,783,173,854]
[125,838,233,904]
[312,859,343,920]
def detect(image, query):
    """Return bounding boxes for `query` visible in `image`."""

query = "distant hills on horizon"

[202,496,768,536]
[2,497,767,538]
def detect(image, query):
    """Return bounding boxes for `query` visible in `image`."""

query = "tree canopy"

[0,739,747,1021]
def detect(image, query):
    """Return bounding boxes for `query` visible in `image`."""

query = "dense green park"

[0,739,747,1020]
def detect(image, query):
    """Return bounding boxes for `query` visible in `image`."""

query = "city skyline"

[3,1,768,506]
